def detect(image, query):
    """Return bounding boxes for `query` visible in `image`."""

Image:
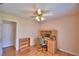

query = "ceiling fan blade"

[22,10,35,13]
[22,4,38,14]
[32,4,38,11]
[43,10,51,13]
[43,13,53,16]
[29,15,35,17]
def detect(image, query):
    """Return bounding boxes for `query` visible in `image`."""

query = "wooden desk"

[39,30,57,54]
[46,39,56,54]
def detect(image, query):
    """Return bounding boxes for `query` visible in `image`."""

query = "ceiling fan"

[22,4,53,21]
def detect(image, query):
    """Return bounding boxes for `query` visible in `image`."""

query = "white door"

[2,22,14,48]
[0,20,2,56]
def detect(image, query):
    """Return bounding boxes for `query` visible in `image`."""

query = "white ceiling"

[0,3,78,20]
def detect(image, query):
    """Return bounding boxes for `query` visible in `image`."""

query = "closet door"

[0,19,2,56]
[2,22,14,48]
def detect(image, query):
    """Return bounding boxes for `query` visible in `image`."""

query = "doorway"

[2,20,16,50]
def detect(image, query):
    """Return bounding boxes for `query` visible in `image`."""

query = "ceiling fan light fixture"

[37,9,42,15]
[36,16,40,21]
[36,16,44,21]
[41,17,44,21]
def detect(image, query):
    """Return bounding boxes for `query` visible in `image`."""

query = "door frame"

[2,20,17,50]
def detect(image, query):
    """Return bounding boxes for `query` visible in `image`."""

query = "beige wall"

[77,14,79,51]
[40,14,79,55]
[17,18,39,46]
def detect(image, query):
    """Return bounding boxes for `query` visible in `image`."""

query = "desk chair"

[40,38,47,52]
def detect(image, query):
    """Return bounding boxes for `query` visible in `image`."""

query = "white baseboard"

[58,48,79,56]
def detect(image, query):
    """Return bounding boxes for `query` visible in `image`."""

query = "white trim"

[58,48,79,56]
